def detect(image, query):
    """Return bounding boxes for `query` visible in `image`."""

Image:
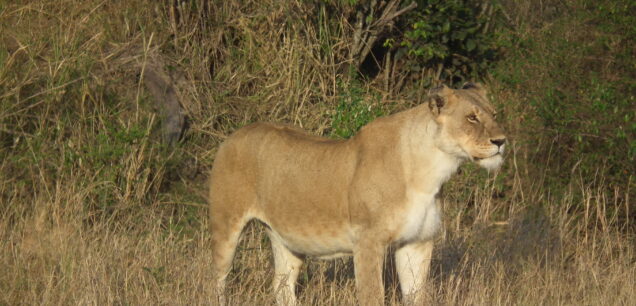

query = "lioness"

[209,83,506,305]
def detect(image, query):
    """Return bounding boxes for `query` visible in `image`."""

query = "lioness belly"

[256,181,353,257]
[264,221,353,258]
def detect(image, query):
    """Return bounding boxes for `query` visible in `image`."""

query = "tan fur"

[209,83,506,305]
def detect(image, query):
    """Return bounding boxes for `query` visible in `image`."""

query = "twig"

[351,1,417,68]
[372,1,417,28]
[158,201,208,208]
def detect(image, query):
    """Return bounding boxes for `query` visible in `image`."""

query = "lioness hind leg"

[210,212,250,305]
[395,240,434,305]
[268,230,303,305]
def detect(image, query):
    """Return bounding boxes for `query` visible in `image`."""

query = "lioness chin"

[209,83,506,305]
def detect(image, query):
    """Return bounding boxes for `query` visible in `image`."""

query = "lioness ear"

[462,82,487,97]
[428,85,453,116]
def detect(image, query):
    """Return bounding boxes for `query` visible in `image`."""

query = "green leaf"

[442,21,451,33]
[466,39,476,51]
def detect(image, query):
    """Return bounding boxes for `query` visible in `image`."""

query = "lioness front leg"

[395,240,434,305]
[353,238,386,306]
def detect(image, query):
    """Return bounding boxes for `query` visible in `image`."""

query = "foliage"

[330,78,386,139]
[385,0,499,86]
[492,0,636,189]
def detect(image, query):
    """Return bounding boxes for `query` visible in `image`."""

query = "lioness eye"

[467,114,479,123]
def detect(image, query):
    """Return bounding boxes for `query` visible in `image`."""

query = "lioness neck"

[400,105,463,195]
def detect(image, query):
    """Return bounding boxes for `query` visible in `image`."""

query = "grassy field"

[1,0,634,305]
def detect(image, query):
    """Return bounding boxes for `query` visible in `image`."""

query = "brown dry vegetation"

[1,0,634,305]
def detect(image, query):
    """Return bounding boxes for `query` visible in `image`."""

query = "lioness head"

[428,82,506,171]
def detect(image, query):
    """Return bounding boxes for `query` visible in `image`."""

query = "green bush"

[385,0,499,86]
[330,78,386,139]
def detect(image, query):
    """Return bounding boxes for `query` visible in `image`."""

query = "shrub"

[385,0,499,87]
[330,78,386,139]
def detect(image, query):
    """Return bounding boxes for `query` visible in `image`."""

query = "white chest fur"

[395,116,463,243]
[396,147,457,243]
[398,191,441,242]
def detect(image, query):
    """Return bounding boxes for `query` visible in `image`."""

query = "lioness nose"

[490,138,506,147]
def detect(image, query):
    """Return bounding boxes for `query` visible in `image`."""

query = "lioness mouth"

[474,152,500,160]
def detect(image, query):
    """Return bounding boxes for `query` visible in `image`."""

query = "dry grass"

[0,0,634,305]
[1,166,633,305]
